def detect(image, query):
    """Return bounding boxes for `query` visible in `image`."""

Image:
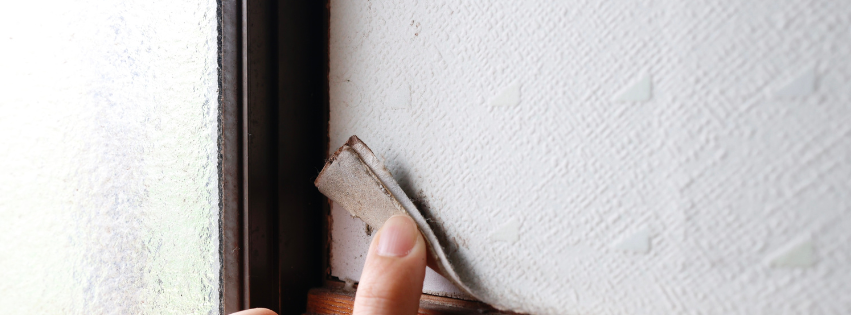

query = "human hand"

[353,214,428,314]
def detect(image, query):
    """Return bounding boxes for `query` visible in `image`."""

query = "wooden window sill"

[305,281,517,315]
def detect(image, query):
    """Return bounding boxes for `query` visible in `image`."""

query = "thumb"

[353,215,427,315]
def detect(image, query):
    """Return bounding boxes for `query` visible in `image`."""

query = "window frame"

[219,1,329,314]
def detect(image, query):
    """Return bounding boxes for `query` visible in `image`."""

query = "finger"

[229,308,277,315]
[353,215,427,315]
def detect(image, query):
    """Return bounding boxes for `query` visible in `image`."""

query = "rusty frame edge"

[219,0,243,313]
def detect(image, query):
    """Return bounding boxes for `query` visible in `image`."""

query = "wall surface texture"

[328,1,851,314]
[0,1,220,313]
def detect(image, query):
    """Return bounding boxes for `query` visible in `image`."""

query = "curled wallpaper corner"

[315,135,509,309]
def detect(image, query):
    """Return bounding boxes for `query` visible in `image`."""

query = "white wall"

[328,1,851,314]
[0,1,220,313]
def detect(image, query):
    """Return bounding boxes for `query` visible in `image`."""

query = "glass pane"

[0,1,220,313]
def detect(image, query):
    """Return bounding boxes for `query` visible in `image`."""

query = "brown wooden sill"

[304,280,515,315]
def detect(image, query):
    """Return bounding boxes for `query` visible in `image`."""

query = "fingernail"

[377,215,418,257]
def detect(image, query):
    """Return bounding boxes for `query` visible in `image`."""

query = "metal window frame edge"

[219,0,243,313]
[219,0,329,314]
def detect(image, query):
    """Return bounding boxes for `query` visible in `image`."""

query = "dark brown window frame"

[219,1,329,314]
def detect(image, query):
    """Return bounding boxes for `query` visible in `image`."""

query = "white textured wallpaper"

[329,0,851,314]
[0,1,220,314]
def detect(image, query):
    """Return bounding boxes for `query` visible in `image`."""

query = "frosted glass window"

[0,1,221,313]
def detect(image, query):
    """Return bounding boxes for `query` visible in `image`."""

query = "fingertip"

[354,215,428,315]
[230,308,277,315]
[377,215,420,257]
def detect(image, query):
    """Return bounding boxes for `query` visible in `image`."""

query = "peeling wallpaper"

[0,1,220,314]
[328,0,851,314]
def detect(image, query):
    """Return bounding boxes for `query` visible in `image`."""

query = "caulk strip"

[315,135,479,301]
